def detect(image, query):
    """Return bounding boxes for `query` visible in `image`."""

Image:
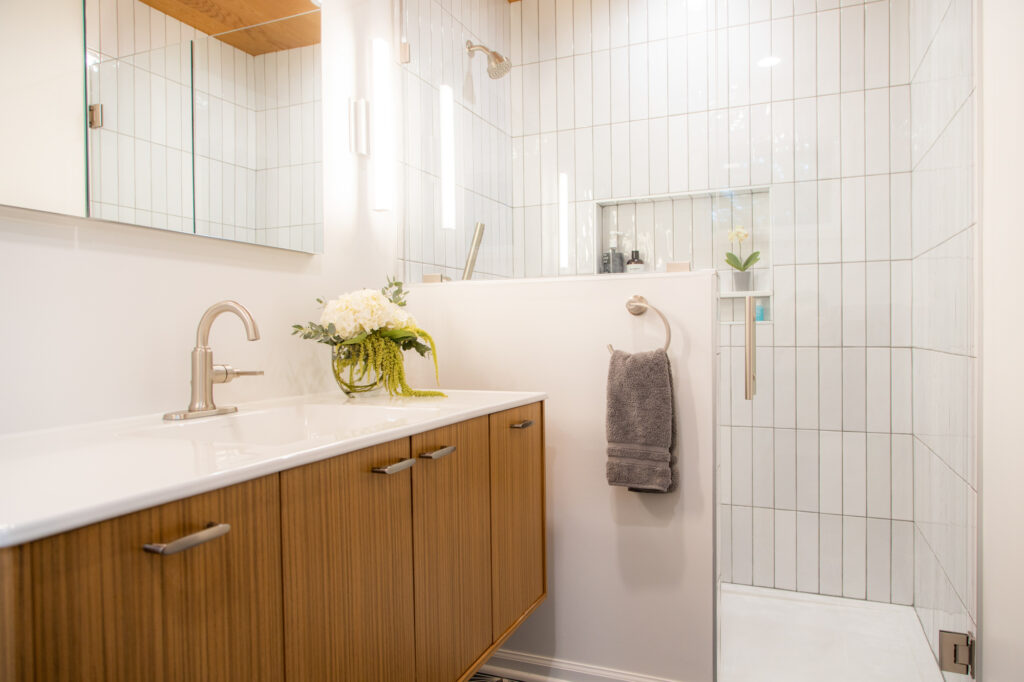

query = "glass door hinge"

[939,630,975,678]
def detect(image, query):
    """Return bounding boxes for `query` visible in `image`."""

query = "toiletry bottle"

[626,250,644,273]
[610,247,625,273]
[755,301,765,322]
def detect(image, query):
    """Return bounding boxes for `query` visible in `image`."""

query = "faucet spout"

[195,300,260,347]
[164,300,263,420]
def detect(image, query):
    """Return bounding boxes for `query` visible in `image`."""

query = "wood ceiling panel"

[140,0,318,35]
[217,12,321,56]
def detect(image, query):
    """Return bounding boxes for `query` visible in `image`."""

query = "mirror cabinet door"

[0,1,87,217]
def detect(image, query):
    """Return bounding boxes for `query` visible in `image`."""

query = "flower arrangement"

[292,278,445,397]
[724,225,760,272]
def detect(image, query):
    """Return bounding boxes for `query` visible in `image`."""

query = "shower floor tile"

[720,584,942,682]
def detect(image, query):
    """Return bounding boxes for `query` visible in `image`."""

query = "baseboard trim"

[480,649,683,682]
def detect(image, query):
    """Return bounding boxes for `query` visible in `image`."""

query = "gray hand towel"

[606,349,678,493]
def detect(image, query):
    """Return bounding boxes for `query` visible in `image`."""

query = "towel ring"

[607,295,672,354]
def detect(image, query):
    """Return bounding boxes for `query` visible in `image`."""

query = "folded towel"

[606,348,677,493]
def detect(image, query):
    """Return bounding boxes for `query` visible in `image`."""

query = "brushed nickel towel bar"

[607,295,671,354]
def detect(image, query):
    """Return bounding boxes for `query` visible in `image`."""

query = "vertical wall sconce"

[440,84,456,231]
[371,38,394,212]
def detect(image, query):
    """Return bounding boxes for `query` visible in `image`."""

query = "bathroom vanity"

[0,391,546,682]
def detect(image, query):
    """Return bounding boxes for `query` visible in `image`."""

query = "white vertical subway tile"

[891,519,913,604]
[819,347,843,429]
[840,5,865,92]
[891,348,912,433]
[540,60,558,132]
[842,348,866,431]
[574,0,593,54]
[868,516,892,602]
[817,95,840,180]
[794,98,818,182]
[556,57,576,130]
[729,26,751,107]
[774,428,797,509]
[729,107,752,187]
[591,0,610,50]
[795,264,819,346]
[865,88,890,175]
[667,37,688,115]
[753,508,775,587]
[889,0,910,85]
[842,516,866,599]
[629,43,649,120]
[866,346,891,432]
[840,91,865,177]
[793,13,816,99]
[818,179,842,262]
[773,182,796,265]
[842,431,866,516]
[867,433,891,518]
[774,349,797,429]
[772,100,795,183]
[862,5,889,90]
[817,10,840,95]
[891,434,913,521]
[539,0,557,60]
[668,115,689,192]
[796,428,819,511]
[818,263,843,346]
[610,47,630,123]
[819,513,843,596]
[628,0,647,44]
[651,39,667,117]
[688,113,710,190]
[819,430,843,514]
[890,172,911,260]
[629,120,650,196]
[610,122,630,197]
[865,175,891,261]
[649,117,669,195]
[556,0,575,57]
[842,263,866,345]
[775,510,797,590]
[753,427,774,507]
[797,510,819,592]
[841,176,866,261]
[592,50,611,126]
[751,104,772,185]
[733,505,754,585]
[866,261,891,346]
[688,33,709,112]
[750,21,771,104]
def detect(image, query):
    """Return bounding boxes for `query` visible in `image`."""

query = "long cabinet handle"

[510,419,535,429]
[372,458,415,475]
[420,445,456,460]
[143,522,231,555]
[744,295,757,400]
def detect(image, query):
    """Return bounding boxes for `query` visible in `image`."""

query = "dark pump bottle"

[626,250,644,273]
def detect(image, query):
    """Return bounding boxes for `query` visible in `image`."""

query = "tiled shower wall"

[86,0,322,252]
[908,0,976,666]
[397,0,513,281]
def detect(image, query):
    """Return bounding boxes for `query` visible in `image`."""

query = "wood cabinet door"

[23,475,284,682]
[489,403,546,639]
[280,439,416,682]
[411,417,492,682]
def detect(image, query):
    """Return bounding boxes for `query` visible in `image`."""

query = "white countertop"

[0,389,546,548]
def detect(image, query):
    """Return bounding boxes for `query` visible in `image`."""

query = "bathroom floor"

[720,584,943,682]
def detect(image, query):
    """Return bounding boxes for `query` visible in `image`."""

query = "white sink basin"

[124,401,443,448]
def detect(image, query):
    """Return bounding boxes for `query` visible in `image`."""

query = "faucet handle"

[212,364,265,384]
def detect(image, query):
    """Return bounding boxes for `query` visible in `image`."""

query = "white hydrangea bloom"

[319,289,417,338]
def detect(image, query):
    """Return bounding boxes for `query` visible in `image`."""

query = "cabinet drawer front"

[281,439,416,682]
[412,416,492,682]
[23,475,284,682]
[489,402,546,639]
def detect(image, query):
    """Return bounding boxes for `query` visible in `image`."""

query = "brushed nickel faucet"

[163,301,264,421]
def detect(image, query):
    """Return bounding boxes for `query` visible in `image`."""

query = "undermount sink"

[125,400,443,448]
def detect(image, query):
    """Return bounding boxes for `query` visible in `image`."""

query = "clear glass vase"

[331,346,382,395]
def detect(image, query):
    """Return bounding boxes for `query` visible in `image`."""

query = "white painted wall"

[405,272,718,682]
[0,0,87,217]
[0,0,400,434]
[979,1,1024,678]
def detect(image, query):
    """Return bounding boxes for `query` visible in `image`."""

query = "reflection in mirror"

[84,0,322,253]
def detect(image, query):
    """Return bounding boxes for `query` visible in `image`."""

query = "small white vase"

[732,270,753,291]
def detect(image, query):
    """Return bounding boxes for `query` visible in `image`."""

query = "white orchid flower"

[727,225,750,244]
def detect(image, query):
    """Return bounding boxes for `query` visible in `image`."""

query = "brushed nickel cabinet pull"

[511,419,535,429]
[372,458,415,475]
[420,445,456,460]
[143,522,231,555]
[744,296,757,400]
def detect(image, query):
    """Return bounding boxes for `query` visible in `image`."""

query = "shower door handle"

[744,295,757,400]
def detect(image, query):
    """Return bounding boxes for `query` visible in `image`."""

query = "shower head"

[466,40,511,79]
